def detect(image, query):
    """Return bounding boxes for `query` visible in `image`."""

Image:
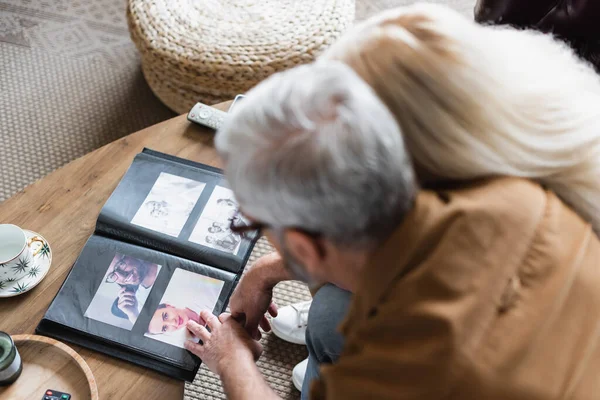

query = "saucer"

[0,230,52,298]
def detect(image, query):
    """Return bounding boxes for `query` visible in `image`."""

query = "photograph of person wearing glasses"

[84,253,161,330]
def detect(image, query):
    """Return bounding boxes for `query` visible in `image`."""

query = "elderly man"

[183,61,600,400]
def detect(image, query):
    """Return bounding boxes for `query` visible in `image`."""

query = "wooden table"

[0,101,231,399]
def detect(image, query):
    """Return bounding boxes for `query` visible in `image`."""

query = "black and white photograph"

[144,268,225,348]
[84,253,162,330]
[188,186,242,254]
[131,172,206,237]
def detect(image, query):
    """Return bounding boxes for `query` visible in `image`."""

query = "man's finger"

[230,310,243,321]
[187,321,211,342]
[200,310,220,331]
[259,315,272,332]
[184,340,203,357]
[218,313,232,324]
[246,315,262,336]
[231,312,246,325]
[268,302,278,318]
[252,329,262,341]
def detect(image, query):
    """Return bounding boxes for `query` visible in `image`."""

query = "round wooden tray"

[0,335,98,399]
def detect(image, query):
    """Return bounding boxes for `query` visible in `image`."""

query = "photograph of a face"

[85,254,161,330]
[188,186,242,254]
[144,268,224,349]
[131,173,206,237]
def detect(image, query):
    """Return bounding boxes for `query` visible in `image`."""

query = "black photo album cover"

[36,149,259,381]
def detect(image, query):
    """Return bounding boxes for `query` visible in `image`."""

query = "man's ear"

[283,230,325,274]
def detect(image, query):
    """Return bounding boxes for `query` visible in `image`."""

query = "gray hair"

[215,62,416,247]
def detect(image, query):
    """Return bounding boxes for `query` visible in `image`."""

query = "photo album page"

[96,149,255,273]
[37,149,259,381]
[41,235,237,374]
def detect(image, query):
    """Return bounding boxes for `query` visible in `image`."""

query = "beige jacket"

[311,177,600,399]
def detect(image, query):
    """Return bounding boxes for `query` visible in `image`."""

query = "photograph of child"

[144,268,224,348]
[84,254,161,330]
[131,172,206,237]
[188,186,242,254]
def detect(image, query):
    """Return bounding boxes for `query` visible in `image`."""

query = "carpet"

[0,0,476,204]
[0,0,475,398]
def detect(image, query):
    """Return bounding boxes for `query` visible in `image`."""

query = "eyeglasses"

[229,209,267,237]
[106,258,132,284]
[228,209,322,240]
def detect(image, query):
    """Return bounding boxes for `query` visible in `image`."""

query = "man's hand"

[117,287,139,322]
[229,252,290,340]
[185,311,263,375]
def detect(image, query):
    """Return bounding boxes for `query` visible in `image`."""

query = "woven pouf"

[127,0,356,113]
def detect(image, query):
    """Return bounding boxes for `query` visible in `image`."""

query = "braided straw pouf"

[127,0,356,113]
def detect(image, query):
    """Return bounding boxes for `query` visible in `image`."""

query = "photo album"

[36,149,259,381]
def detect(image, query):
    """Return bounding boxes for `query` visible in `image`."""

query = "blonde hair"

[321,3,600,231]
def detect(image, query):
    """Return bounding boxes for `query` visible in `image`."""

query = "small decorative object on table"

[0,332,22,386]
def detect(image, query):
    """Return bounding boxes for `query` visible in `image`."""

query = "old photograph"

[188,186,242,254]
[131,172,206,237]
[84,253,162,330]
[144,268,225,348]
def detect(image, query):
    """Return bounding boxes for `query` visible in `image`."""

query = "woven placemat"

[184,237,311,400]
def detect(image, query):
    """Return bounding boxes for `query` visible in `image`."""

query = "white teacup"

[0,224,44,282]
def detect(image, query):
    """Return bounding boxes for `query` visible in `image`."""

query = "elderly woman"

[321,3,600,233]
